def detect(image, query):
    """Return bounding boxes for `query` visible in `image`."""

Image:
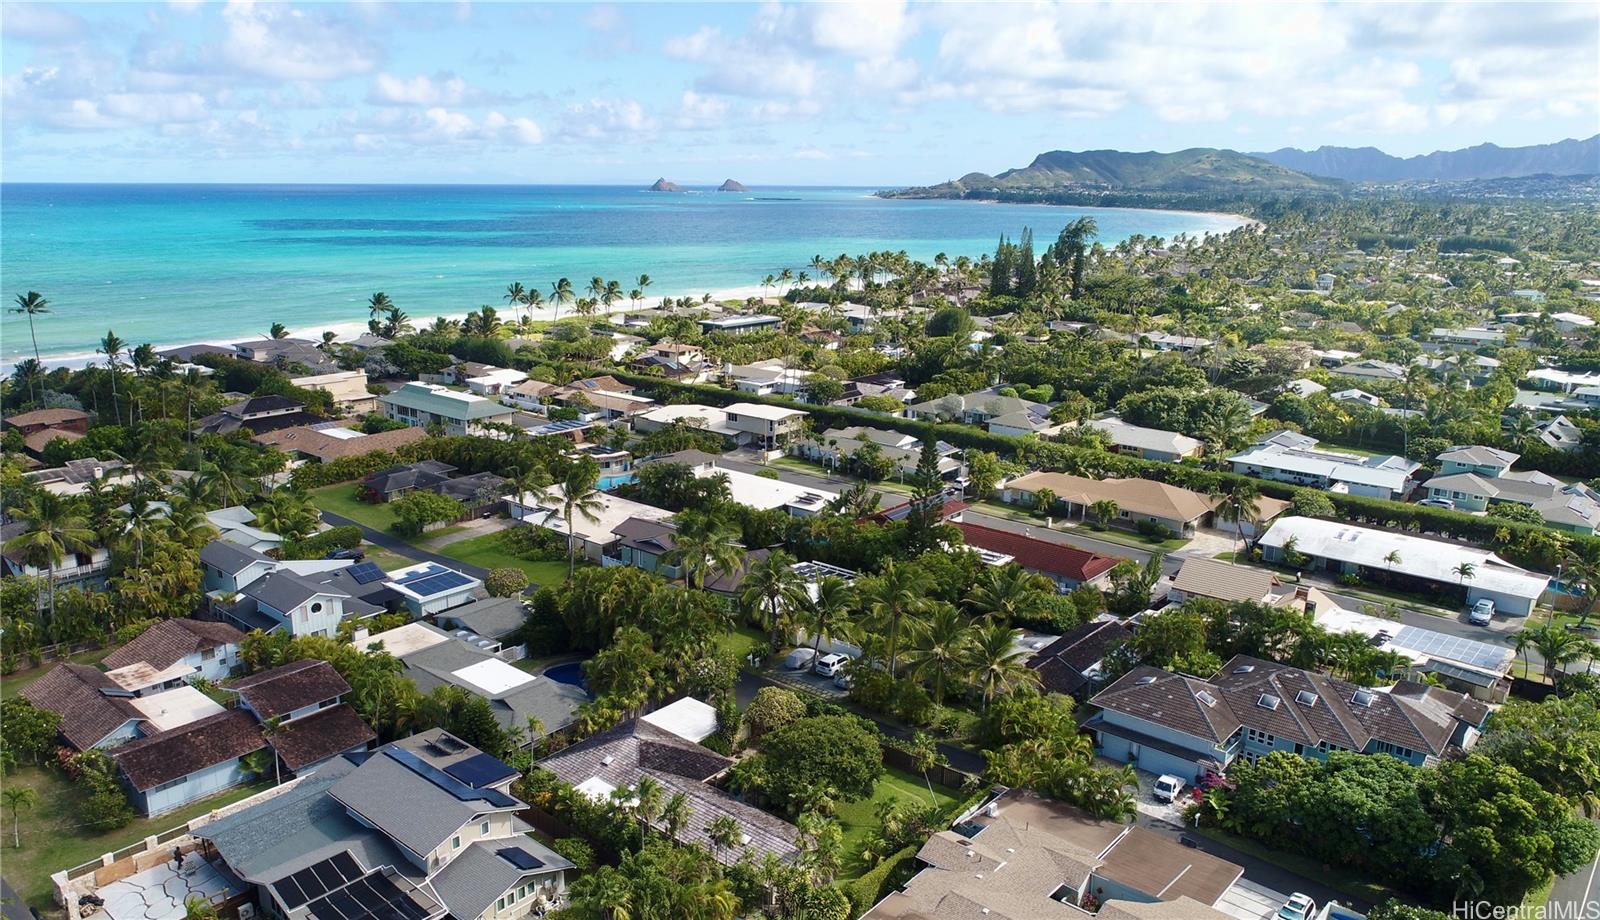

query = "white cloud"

[0,3,88,42]
[368,72,469,106]
[217,1,381,82]
[556,97,656,142]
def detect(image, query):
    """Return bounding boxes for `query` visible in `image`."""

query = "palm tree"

[1513,627,1537,680]
[1382,550,1402,580]
[908,604,975,705]
[98,330,126,424]
[367,292,394,321]
[860,561,930,678]
[550,278,574,320]
[805,575,855,665]
[524,288,544,321]
[268,322,290,339]
[707,814,742,862]
[602,279,623,313]
[557,459,605,577]
[12,292,49,402]
[504,282,528,322]
[3,492,94,627]
[1210,482,1262,563]
[633,775,665,838]
[966,565,1048,623]
[968,622,1036,710]
[118,496,166,568]
[1523,623,1596,681]
[3,786,36,848]
[739,550,807,651]
[1452,561,1476,594]
[259,715,285,785]
[1088,499,1119,529]
[668,514,746,591]
[661,791,691,841]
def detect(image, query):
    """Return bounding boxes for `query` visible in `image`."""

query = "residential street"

[317,510,490,579]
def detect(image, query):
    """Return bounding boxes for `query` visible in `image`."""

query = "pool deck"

[100,852,238,920]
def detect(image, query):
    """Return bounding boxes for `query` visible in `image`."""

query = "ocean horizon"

[1,183,1246,367]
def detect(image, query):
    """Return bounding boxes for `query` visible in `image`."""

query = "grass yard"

[1,766,271,911]
[837,767,961,878]
[362,546,414,572]
[716,626,767,662]
[310,483,400,532]
[438,532,571,587]
[2,647,111,699]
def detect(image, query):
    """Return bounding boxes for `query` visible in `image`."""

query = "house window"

[452,835,461,850]
[481,820,490,835]
[1245,728,1276,748]
[496,898,505,912]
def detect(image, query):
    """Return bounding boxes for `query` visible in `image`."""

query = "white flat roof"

[575,776,617,802]
[725,402,807,421]
[692,464,836,512]
[640,697,719,742]
[638,404,733,432]
[1260,516,1549,600]
[510,486,673,542]
[360,621,452,658]
[105,659,196,692]
[129,686,226,732]
[451,658,535,696]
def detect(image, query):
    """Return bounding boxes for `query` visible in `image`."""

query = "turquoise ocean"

[0,184,1245,367]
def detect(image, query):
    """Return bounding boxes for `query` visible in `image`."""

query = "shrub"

[279,525,364,560]
[484,568,530,598]
[758,714,884,811]
[846,844,919,917]
[390,491,463,537]
[744,687,807,738]
[550,837,595,872]
[1135,519,1175,541]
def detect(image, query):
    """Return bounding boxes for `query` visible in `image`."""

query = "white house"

[1230,430,1419,500]
[381,382,518,436]
[507,487,673,560]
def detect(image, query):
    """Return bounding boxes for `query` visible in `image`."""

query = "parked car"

[813,653,850,677]
[783,648,818,670]
[324,546,366,561]
[1468,598,1495,626]
[1277,893,1316,920]
[1418,497,1455,510]
[832,667,853,690]
[1152,774,1186,804]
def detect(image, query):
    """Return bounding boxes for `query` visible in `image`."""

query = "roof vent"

[1233,665,1255,674]
[1295,690,1319,707]
[1352,690,1375,707]
[1258,693,1282,710]
[1196,690,1218,707]
[1135,675,1158,686]
[601,755,615,766]
[739,834,751,846]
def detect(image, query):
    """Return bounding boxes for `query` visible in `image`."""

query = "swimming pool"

[543,662,587,690]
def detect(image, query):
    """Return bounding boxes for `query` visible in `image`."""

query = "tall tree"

[859,561,930,678]
[11,292,50,403]
[557,457,605,577]
[2,492,95,627]
[97,330,126,425]
[739,550,807,652]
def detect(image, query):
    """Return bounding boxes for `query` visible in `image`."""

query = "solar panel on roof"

[403,571,474,596]
[384,747,517,808]
[444,751,518,788]
[497,847,545,871]
[347,562,385,585]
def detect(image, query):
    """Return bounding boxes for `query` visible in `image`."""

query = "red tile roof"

[955,521,1120,584]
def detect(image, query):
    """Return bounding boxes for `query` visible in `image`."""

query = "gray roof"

[246,570,349,612]
[1438,445,1519,468]
[428,840,573,920]
[201,539,274,576]
[400,639,587,737]
[329,749,522,859]
[440,598,528,640]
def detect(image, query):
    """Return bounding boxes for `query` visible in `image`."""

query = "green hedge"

[279,525,364,560]
[609,369,1596,571]
[846,843,920,917]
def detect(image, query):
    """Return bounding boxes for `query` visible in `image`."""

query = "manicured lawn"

[1191,825,1398,908]
[311,483,400,532]
[716,627,767,662]
[362,546,413,572]
[2,766,271,911]
[2,647,111,699]
[837,767,961,878]
[438,532,571,587]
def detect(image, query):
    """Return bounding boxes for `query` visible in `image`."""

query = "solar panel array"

[444,752,517,788]
[1391,626,1510,671]
[347,562,385,585]
[272,852,365,910]
[395,566,475,596]
[385,748,518,808]
[305,870,437,920]
[496,847,545,871]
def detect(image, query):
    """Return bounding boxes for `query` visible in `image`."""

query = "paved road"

[318,510,491,579]
[1549,817,1600,920]
[1137,816,1371,913]
[1,878,36,920]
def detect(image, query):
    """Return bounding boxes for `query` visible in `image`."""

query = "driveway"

[1216,879,1290,920]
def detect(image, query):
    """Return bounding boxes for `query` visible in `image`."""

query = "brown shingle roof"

[1007,471,1218,524]
[229,659,351,719]
[253,425,426,461]
[5,408,90,429]
[1091,666,1240,744]
[19,663,144,750]
[1171,557,1280,602]
[23,427,83,453]
[112,709,264,790]
[102,619,245,672]
[956,521,1120,584]
[268,704,376,771]
[1028,620,1133,695]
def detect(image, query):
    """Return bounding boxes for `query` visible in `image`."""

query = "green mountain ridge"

[887,147,1342,198]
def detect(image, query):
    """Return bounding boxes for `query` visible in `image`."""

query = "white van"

[813,653,850,677]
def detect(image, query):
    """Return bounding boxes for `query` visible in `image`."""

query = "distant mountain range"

[1252,136,1598,182]
[883,147,1340,199]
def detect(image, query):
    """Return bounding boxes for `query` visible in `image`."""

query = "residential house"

[1331,388,1383,409]
[564,443,634,490]
[865,789,1243,920]
[255,424,427,465]
[1087,654,1489,782]
[111,709,267,815]
[698,313,782,335]
[653,454,838,516]
[1001,471,1226,537]
[20,663,148,750]
[833,370,916,407]
[723,360,810,397]
[1552,311,1596,333]
[200,539,280,595]
[1430,327,1506,348]
[5,407,90,457]
[1539,415,1583,452]
[645,342,705,364]
[547,387,655,421]
[1229,430,1419,500]
[1027,620,1134,698]
[226,568,377,638]
[23,457,134,495]
[436,597,531,657]
[723,402,807,451]
[1330,359,1406,382]
[195,730,573,920]
[1166,557,1334,612]
[197,395,324,436]
[228,659,376,776]
[1426,445,1600,534]
[206,505,284,552]
[539,716,800,867]
[907,387,1060,437]
[506,486,673,561]
[380,382,518,437]
[385,562,483,617]
[465,367,529,397]
[501,379,560,411]
[2,519,112,587]
[361,459,460,501]
[233,337,338,371]
[1313,605,1514,701]
[291,370,379,415]
[632,403,735,440]
[605,516,687,579]
[101,619,245,687]
[361,623,587,741]
[794,426,960,478]
[1258,516,1549,616]
[629,353,713,382]
[951,518,1120,591]
[1086,418,1204,463]
[1282,378,1326,398]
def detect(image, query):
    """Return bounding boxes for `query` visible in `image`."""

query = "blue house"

[1086,655,1489,783]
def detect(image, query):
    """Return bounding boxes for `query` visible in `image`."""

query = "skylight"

[1135,675,1158,686]
[1258,693,1281,710]
[1352,690,1375,707]
[1196,690,1218,707]
[1296,690,1319,707]
[1233,665,1255,674]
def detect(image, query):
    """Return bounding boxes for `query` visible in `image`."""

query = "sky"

[2,0,1596,186]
